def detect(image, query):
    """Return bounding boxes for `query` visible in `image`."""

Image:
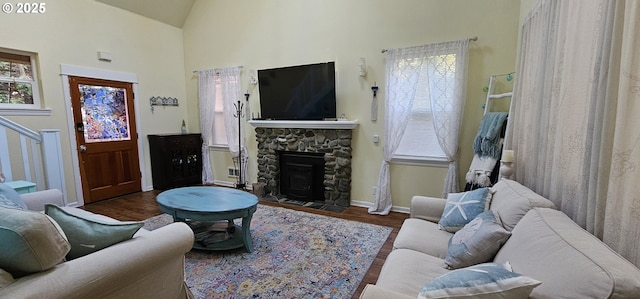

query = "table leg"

[241,213,254,252]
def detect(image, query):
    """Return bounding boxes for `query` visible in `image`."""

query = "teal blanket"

[473,112,508,159]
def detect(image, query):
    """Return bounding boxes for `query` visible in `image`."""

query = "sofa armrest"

[21,189,64,211]
[359,284,415,299]
[0,222,195,299]
[410,195,446,222]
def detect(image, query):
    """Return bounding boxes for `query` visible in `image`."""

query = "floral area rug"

[143,204,392,299]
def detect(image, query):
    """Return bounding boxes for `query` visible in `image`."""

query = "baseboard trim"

[213,180,254,190]
[197,182,410,214]
[350,200,410,214]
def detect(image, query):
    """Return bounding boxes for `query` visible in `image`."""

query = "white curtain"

[219,66,248,186]
[507,0,640,267]
[369,40,469,215]
[602,0,640,267]
[428,39,469,197]
[198,69,217,184]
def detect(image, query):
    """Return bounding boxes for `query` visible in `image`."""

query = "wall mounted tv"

[258,62,336,120]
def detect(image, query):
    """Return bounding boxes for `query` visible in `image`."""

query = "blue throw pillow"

[418,262,541,299]
[438,188,492,232]
[0,183,27,210]
[44,204,144,260]
[444,210,511,269]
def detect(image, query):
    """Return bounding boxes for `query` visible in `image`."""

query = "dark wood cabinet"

[148,134,202,190]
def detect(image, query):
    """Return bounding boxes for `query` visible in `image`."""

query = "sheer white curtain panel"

[507,0,640,267]
[428,39,469,197]
[369,40,468,215]
[198,69,217,184]
[219,66,247,185]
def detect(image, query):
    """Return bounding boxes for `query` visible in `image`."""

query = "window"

[0,49,41,109]
[212,76,227,146]
[393,53,459,165]
[208,70,241,147]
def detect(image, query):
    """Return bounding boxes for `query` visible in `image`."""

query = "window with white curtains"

[211,77,228,146]
[208,73,241,147]
[198,66,242,184]
[369,39,468,215]
[392,52,459,164]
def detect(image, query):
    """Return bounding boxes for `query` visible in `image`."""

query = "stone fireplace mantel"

[248,120,358,130]
[252,121,356,208]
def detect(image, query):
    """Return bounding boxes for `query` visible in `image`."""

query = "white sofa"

[361,179,640,298]
[0,189,195,299]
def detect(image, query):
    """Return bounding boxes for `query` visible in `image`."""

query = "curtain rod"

[192,66,243,74]
[380,36,478,53]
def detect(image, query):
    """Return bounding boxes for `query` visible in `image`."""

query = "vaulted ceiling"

[95,0,195,28]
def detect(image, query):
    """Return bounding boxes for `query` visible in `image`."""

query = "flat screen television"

[258,62,336,120]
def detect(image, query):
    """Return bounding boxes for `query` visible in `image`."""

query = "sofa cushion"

[376,249,451,297]
[444,210,511,269]
[0,206,70,277]
[418,262,540,299]
[0,183,27,210]
[393,218,452,258]
[438,188,492,233]
[45,204,143,260]
[494,208,640,298]
[489,179,556,231]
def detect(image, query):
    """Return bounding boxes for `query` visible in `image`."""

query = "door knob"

[79,145,87,152]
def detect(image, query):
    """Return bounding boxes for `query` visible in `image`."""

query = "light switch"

[373,134,380,144]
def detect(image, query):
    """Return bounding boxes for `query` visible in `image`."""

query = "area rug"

[143,204,392,299]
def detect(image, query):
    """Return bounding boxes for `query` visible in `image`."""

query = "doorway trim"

[60,64,148,206]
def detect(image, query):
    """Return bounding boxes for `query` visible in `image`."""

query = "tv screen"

[258,62,336,120]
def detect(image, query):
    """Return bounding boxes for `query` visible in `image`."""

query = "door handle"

[79,145,87,152]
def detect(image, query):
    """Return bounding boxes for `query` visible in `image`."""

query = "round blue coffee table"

[156,186,258,252]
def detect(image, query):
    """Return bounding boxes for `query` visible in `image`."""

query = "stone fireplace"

[252,121,356,208]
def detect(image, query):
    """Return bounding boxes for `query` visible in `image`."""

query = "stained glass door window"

[78,84,131,143]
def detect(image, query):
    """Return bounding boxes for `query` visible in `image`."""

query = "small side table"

[5,180,36,194]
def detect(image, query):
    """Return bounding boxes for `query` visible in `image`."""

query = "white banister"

[0,115,41,141]
[0,116,66,204]
[0,127,12,181]
[41,129,66,204]
[19,135,32,182]
[31,138,43,191]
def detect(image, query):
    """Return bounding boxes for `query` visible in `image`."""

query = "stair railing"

[0,115,66,204]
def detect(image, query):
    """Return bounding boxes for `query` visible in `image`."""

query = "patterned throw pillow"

[438,188,492,232]
[418,262,541,299]
[45,204,144,260]
[444,210,511,269]
[0,183,27,210]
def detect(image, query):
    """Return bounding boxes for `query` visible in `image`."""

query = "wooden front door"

[69,76,141,203]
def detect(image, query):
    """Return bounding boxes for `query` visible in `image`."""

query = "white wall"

[183,0,521,209]
[0,0,189,205]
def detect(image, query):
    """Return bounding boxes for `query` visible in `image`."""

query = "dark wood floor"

[81,189,409,299]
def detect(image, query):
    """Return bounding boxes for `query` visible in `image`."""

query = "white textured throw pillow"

[419,262,541,299]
